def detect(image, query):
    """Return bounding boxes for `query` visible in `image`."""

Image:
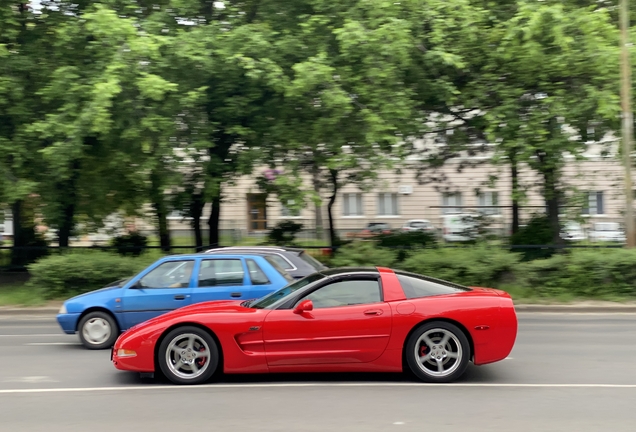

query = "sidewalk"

[2,300,636,316]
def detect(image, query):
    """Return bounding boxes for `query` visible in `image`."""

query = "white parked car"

[442,214,479,242]
[560,222,586,241]
[588,222,626,243]
[401,219,435,233]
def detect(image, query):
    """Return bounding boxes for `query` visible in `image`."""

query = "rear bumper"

[56,313,80,334]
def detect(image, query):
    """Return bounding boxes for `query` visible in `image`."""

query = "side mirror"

[129,281,142,289]
[293,299,313,314]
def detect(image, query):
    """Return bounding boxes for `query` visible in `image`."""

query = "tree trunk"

[150,170,171,252]
[327,169,339,248]
[208,192,221,247]
[57,160,81,248]
[543,167,562,245]
[510,152,520,235]
[312,164,323,241]
[10,200,23,267]
[190,192,205,250]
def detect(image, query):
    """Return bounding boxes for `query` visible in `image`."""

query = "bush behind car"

[28,252,154,299]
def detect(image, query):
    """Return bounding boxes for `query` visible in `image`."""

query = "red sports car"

[112,267,517,385]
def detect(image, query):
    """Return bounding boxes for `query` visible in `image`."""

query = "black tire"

[158,326,219,385]
[78,311,120,350]
[405,321,470,383]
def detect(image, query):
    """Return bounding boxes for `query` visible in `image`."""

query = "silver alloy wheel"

[414,328,463,378]
[81,317,112,345]
[165,333,212,380]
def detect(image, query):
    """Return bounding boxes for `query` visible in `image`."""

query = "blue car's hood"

[67,285,123,302]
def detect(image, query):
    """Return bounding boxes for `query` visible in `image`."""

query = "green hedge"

[400,245,519,287]
[332,241,636,300]
[27,252,154,299]
[331,241,398,268]
[516,249,636,298]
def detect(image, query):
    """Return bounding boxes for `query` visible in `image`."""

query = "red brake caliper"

[197,346,207,367]
[419,345,428,357]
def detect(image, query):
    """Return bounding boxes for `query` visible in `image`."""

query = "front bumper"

[56,313,80,334]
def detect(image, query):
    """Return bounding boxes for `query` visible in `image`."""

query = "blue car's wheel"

[158,326,219,385]
[78,311,119,350]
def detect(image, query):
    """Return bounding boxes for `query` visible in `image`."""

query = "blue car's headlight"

[59,304,67,314]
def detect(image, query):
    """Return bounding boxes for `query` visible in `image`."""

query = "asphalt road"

[0,313,635,431]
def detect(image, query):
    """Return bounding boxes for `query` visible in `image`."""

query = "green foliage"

[266,221,304,246]
[27,252,153,299]
[111,233,148,257]
[400,246,520,287]
[375,231,438,261]
[331,241,397,268]
[510,215,557,261]
[516,249,636,299]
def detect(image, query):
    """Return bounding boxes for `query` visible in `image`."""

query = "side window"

[267,254,294,270]
[246,259,270,285]
[198,259,245,287]
[301,279,381,309]
[396,273,471,299]
[138,261,194,289]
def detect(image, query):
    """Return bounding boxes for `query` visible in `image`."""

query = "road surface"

[0,313,635,431]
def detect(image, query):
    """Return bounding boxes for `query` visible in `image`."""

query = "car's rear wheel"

[158,326,219,385]
[78,311,119,350]
[406,321,470,383]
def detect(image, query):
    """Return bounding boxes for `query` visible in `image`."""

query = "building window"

[377,193,399,216]
[477,191,499,215]
[582,191,604,215]
[442,192,463,214]
[281,200,300,217]
[343,193,364,216]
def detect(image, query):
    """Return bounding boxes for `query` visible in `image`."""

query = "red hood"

[173,299,246,314]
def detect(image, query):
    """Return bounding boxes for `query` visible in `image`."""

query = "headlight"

[58,304,67,314]
[117,349,137,358]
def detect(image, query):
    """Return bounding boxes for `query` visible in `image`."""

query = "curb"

[513,304,636,313]
[0,307,60,316]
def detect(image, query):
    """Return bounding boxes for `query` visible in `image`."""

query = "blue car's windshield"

[249,273,325,309]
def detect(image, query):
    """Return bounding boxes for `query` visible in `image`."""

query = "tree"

[482,2,619,243]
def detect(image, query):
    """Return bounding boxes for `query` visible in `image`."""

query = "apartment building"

[167,140,629,238]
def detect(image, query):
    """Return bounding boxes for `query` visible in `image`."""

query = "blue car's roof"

[160,253,269,260]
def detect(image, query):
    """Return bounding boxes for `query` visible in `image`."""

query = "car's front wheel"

[406,321,470,383]
[158,326,219,385]
[78,311,119,350]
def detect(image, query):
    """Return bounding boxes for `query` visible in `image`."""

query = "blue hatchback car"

[56,253,294,349]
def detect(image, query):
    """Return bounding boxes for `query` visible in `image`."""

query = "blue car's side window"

[246,258,270,285]
[197,259,246,287]
[138,260,195,289]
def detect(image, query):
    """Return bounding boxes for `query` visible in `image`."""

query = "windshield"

[248,273,325,309]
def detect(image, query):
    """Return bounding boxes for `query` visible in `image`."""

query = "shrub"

[331,241,397,268]
[111,232,148,257]
[27,252,154,299]
[510,214,556,261]
[400,245,520,287]
[516,249,636,298]
[267,220,303,246]
[375,231,438,260]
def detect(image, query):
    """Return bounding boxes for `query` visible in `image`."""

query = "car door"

[263,276,392,367]
[120,259,195,328]
[190,258,252,304]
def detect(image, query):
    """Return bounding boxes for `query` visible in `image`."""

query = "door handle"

[174,295,187,300]
[231,292,242,298]
[364,309,383,316]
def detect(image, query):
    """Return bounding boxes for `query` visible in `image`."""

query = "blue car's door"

[190,257,252,303]
[120,259,195,329]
